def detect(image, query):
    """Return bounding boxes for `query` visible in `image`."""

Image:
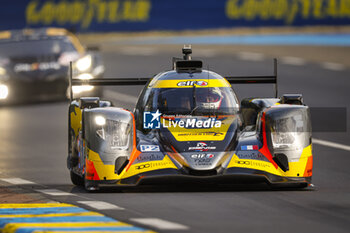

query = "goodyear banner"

[0,0,349,32]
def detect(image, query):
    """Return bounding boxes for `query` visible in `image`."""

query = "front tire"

[70,171,84,186]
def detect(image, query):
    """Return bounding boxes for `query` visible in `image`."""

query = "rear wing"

[225,58,278,97]
[69,58,278,101]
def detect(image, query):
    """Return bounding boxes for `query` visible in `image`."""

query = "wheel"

[67,128,79,169]
[70,171,84,186]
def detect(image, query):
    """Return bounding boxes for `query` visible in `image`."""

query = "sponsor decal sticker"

[178,132,223,137]
[143,110,222,129]
[241,145,259,151]
[140,145,160,152]
[236,151,268,161]
[135,161,173,170]
[163,117,221,129]
[177,80,208,87]
[14,62,61,72]
[189,142,216,151]
[143,110,161,129]
[191,153,215,165]
[136,154,164,162]
[191,153,215,159]
[235,160,271,168]
[135,164,151,170]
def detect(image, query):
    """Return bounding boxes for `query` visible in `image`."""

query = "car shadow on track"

[67,183,315,194]
[0,183,314,201]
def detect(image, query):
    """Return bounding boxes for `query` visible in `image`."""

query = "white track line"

[36,189,76,196]
[322,62,346,71]
[77,201,125,210]
[313,138,350,152]
[280,56,306,66]
[104,89,138,105]
[237,52,265,61]
[130,218,189,230]
[0,178,35,185]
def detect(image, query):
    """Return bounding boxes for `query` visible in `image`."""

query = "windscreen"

[0,37,76,57]
[145,87,239,116]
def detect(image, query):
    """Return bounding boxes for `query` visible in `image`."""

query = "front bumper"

[85,167,311,188]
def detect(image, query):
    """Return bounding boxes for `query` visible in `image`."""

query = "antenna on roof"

[182,45,192,60]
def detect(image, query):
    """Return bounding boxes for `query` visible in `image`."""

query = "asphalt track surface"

[0,44,349,233]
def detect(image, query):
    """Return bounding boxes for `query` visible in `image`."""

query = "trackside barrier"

[0,0,349,32]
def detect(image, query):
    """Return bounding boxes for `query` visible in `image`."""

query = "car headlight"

[95,117,131,149]
[0,67,9,82]
[271,132,297,149]
[76,73,93,80]
[0,84,9,99]
[270,115,305,150]
[95,116,106,126]
[76,55,92,72]
[0,67,6,75]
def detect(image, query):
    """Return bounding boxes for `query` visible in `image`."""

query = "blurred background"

[0,0,349,101]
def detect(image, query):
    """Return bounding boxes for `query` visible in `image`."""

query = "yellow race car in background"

[0,27,104,104]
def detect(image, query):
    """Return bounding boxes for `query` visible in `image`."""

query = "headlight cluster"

[0,84,9,99]
[271,132,297,149]
[0,67,9,82]
[0,67,6,75]
[76,55,92,72]
[95,116,131,149]
[270,115,305,150]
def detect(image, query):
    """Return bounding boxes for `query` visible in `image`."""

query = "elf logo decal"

[177,81,208,86]
[191,153,215,165]
[191,154,215,159]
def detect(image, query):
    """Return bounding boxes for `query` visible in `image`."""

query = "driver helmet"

[196,87,223,110]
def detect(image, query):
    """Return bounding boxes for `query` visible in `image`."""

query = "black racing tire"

[70,171,84,186]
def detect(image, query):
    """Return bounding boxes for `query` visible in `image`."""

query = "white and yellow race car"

[67,46,313,191]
